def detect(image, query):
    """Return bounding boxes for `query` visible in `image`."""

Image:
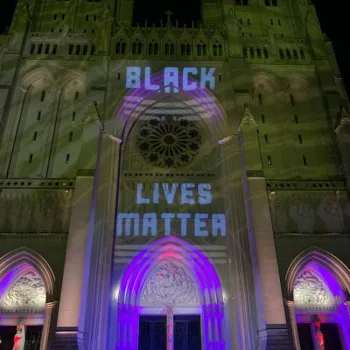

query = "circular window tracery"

[136,115,202,168]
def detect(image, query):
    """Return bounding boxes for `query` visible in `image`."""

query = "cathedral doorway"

[138,315,202,350]
[286,250,350,350]
[115,237,225,350]
[0,248,56,350]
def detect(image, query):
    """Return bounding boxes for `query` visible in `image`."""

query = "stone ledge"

[51,330,78,350]
[266,325,294,350]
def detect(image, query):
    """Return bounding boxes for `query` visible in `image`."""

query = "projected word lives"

[126,67,216,92]
[116,183,226,237]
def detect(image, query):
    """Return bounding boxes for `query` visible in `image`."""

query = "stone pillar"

[56,177,93,329]
[166,306,174,350]
[40,301,57,350]
[286,300,300,350]
[248,178,294,348]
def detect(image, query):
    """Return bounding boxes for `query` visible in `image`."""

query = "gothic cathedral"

[0,0,350,349]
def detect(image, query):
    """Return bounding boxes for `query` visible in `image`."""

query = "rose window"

[136,115,202,168]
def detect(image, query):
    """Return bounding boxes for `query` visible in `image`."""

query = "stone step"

[50,332,78,350]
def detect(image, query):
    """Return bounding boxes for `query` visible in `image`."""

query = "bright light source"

[104,133,123,144]
[218,135,234,145]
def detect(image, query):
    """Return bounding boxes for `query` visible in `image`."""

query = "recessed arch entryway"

[0,247,56,350]
[285,248,350,350]
[114,236,225,350]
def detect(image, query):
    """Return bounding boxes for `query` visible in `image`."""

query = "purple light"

[115,70,227,135]
[114,237,225,349]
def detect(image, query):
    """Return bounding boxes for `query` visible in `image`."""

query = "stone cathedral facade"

[0,0,350,349]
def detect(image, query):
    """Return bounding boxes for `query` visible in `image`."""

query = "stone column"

[166,306,174,350]
[248,178,293,348]
[0,87,28,177]
[40,301,57,350]
[56,177,94,330]
[285,300,300,350]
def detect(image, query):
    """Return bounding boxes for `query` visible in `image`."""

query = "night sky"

[0,0,349,95]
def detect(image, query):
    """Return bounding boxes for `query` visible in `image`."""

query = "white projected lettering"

[117,183,226,237]
[125,67,216,92]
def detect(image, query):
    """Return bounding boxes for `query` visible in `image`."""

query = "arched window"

[30,44,35,54]
[41,90,46,102]
[243,47,247,58]
[52,44,57,55]
[186,44,191,56]
[264,48,269,59]
[250,47,255,58]
[257,48,262,58]
[132,42,137,54]
[213,44,218,56]
[279,48,284,59]
[293,49,298,59]
[68,44,73,55]
[37,44,43,55]
[83,45,88,55]
[132,40,142,55]
[218,44,223,56]
[45,44,50,55]
[197,44,202,56]
[74,91,79,103]
[290,94,295,106]
[154,43,159,55]
[286,49,292,59]
[181,43,186,56]
[300,48,305,60]
[116,40,126,55]
[165,42,175,56]
[76,45,81,55]
[165,43,170,55]
[91,45,96,55]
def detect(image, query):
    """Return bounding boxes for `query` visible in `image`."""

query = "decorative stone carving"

[294,270,333,308]
[136,115,202,168]
[0,190,72,233]
[0,271,46,312]
[289,203,315,232]
[140,262,199,306]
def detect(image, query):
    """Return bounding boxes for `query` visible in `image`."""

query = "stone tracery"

[140,262,199,306]
[0,270,46,311]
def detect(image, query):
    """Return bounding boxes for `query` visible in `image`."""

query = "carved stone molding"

[294,270,334,309]
[140,262,199,306]
[0,190,73,234]
[0,270,46,313]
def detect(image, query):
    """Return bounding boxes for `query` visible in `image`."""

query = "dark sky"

[0,0,349,96]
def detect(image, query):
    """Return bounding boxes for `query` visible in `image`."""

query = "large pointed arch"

[112,69,230,140]
[0,247,56,301]
[115,236,225,349]
[285,247,350,301]
[21,67,54,91]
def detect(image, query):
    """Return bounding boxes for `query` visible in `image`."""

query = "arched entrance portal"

[286,248,350,350]
[115,237,225,350]
[0,248,56,350]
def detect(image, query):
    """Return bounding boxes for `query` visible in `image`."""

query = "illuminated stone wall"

[0,0,349,349]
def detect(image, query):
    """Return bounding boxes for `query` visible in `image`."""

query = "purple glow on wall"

[0,263,34,300]
[115,70,226,132]
[114,236,225,349]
